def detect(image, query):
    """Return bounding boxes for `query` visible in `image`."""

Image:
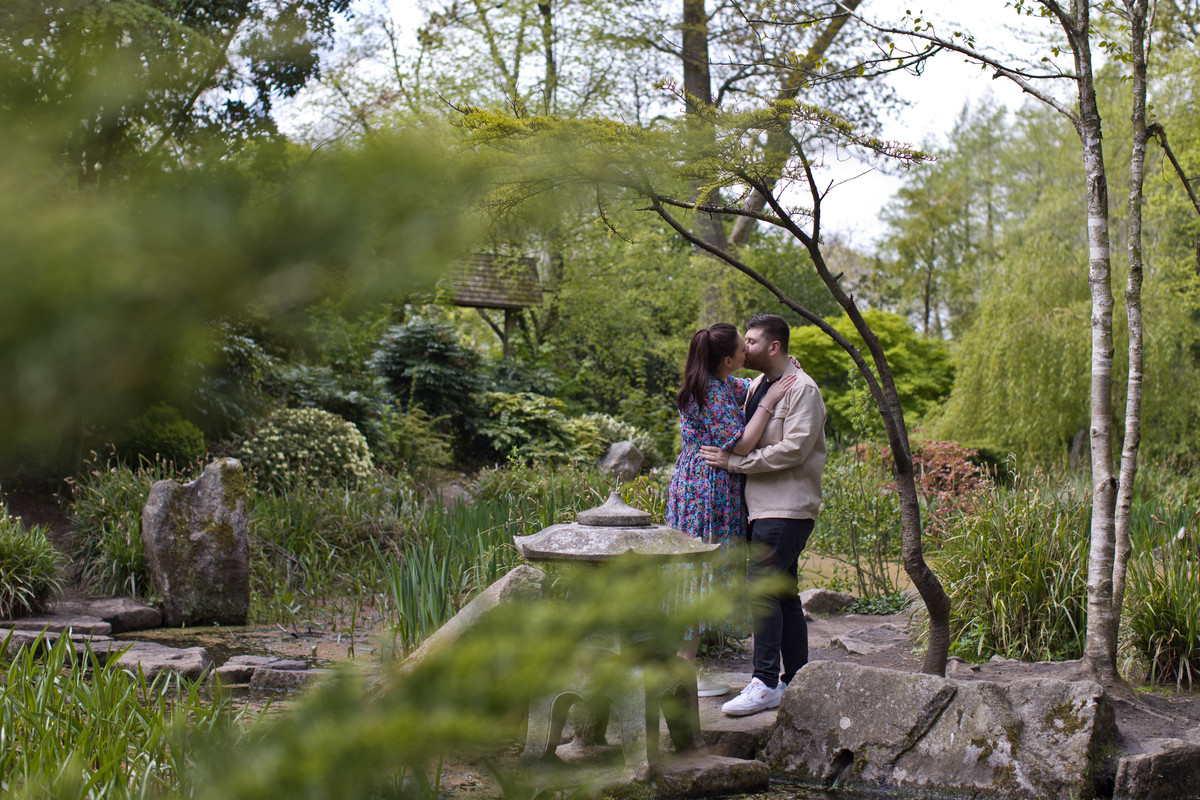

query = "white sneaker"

[721,677,783,716]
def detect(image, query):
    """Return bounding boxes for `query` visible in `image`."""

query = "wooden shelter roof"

[443,254,543,310]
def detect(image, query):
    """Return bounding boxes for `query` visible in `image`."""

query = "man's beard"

[743,352,767,371]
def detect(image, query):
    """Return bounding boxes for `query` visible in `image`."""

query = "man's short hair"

[747,314,790,350]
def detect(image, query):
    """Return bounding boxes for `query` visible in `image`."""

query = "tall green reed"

[0,632,258,799]
[247,473,422,625]
[1125,507,1200,689]
[928,474,1090,662]
[66,453,186,597]
[377,463,641,655]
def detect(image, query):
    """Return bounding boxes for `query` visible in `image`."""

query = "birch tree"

[853,0,1200,684]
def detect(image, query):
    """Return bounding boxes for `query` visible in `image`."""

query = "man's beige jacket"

[725,362,827,521]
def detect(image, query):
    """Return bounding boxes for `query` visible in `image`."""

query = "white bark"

[1111,0,1151,638]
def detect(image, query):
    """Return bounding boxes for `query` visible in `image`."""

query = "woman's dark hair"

[676,322,740,411]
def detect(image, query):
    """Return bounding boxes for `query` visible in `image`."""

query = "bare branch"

[849,11,1080,122]
[1149,121,1200,271]
[1149,122,1200,218]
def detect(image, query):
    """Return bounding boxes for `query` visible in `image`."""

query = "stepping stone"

[0,627,115,663]
[829,622,909,655]
[50,598,163,633]
[216,656,310,684]
[250,667,328,690]
[111,641,212,681]
[653,753,769,798]
[0,614,111,636]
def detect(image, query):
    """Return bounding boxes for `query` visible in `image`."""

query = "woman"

[665,323,793,687]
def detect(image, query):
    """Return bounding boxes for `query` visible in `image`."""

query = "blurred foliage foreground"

[0,125,481,454]
[1,555,745,800]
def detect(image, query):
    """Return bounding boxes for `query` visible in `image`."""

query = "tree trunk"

[1111,0,1150,635]
[681,0,733,322]
[806,246,950,676]
[727,0,865,249]
[537,0,557,115]
[1066,0,1121,686]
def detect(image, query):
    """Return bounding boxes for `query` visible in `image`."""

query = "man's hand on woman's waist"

[699,445,731,469]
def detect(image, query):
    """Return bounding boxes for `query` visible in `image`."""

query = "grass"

[0,502,65,618]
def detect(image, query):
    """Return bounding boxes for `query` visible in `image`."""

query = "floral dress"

[665,375,752,633]
[666,375,752,546]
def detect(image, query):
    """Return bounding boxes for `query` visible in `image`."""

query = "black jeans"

[749,517,814,688]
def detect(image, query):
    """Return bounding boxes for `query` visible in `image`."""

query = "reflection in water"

[747,780,918,799]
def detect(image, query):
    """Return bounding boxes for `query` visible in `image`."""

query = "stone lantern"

[513,492,718,779]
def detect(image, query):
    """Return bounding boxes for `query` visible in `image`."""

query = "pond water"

[113,619,378,668]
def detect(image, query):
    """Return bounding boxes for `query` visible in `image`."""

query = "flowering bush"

[239,407,374,490]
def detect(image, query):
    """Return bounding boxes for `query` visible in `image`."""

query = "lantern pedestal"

[513,493,719,780]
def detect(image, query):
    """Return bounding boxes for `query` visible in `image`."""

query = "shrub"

[561,415,607,463]
[370,320,489,461]
[183,319,280,441]
[371,320,485,420]
[273,363,391,451]
[0,503,65,617]
[473,392,576,464]
[809,451,904,599]
[116,404,206,466]
[790,310,955,442]
[1125,510,1200,689]
[880,437,992,543]
[239,407,374,490]
[929,476,1090,662]
[374,405,454,472]
[616,390,680,467]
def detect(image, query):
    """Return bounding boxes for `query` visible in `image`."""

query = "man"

[699,313,827,717]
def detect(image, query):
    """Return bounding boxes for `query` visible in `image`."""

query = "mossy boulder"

[141,458,248,626]
[765,661,1115,799]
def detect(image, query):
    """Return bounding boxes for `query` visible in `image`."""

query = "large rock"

[800,588,856,615]
[600,441,644,481]
[1114,741,1200,799]
[765,661,1115,799]
[142,458,249,626]
[403,565,545,667]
